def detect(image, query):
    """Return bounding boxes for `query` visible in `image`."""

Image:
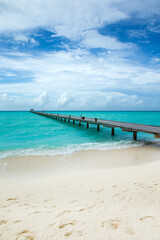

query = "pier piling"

[133,132,137,141]
[111,128,115,136]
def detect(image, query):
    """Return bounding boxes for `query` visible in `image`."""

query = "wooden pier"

[30,110,160,141]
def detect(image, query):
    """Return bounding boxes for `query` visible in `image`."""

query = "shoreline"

[0,143,160,179]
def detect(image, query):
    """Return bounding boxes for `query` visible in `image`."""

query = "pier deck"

[31,111,160,140]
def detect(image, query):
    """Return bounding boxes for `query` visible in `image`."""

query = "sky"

[0,0,160,111]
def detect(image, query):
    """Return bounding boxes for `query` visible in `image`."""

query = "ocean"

[0,111,160,159]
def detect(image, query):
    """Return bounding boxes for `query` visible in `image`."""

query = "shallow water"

[0,111,160,158]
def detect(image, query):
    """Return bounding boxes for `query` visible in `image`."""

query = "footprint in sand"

[28,211,41,215]
[59,222,76,237]
[69,200,79,204]
[51,205,56,208]
[139,216,154,221]
[64,231,73,236]
[0,219,7,225]
[57,210,71,217]
[16,230,34,240]
[48,222,56,227]
[102,218,120,230]
[43,198,51,203]
[6,198,19,204]
[78,204,95,212]
[14,220,22,224]
[153,180,159,186]
[7,198,18,201]
[125,226,135,235]
[59,221,75,229]
[90,189,103,193]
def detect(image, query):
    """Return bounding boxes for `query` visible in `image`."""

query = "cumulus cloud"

[0,48,159,110]
[104,92,143,108]
[33,91,49,107]
[57,93,74,107]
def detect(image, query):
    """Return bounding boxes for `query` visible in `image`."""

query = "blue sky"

[0,0,160,110]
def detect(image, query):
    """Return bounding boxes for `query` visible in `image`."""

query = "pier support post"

[133,132,137,141]
[97,125,100,131]
[154,134,160,139]
[79,121,81,126]
[68,119,70,123]
[64,118,66,122]
[61,118,62,121]
[87,122,89,128]
[73,120,75,124]
[111,128,115,136]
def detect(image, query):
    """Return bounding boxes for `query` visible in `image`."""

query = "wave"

[0,140,144,160]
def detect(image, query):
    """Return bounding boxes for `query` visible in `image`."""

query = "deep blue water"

[0,111,160,158]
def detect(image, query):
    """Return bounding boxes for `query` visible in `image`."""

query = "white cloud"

[0,0,159,52]
[2,93,7,100]
[82,30,132,49]
[104,92,143,107]
[57,93,74,107]
[30,38,39,46]
[151,57,160,63]
[132,71,160,84]
[0,49,160,110]
[128,30,147,39]
[0,0,159,42]
[12,33,39,46]
[0,0,160,110]
[14,33,29,42]
[0,0,127,38]
[33,91,49,107]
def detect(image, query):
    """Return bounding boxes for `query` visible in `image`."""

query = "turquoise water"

[0,111,160,158]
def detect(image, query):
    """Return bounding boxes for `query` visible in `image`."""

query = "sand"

[0,144,160,240]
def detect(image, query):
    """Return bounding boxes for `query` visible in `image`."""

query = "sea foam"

[0,140,143,159]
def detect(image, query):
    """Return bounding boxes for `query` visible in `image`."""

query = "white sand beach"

[0,144,160,240]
